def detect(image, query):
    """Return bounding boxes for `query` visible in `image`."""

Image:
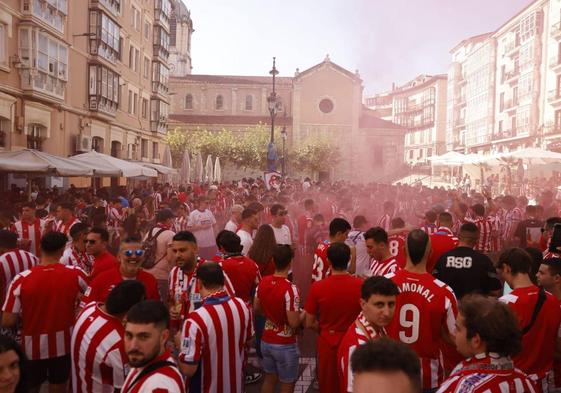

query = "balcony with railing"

[90,0,120,17]
[454,117,466,128]
[552,21,561,39]
[550,55,561,72]
[154,0,171,31]
[548,90,561,106]
[544,124,561,135]
[456,94,466,106]
[493,128,516,141]
[504,36,521,56]
[504,67,520,85]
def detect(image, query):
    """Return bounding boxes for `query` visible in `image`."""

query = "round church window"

[319,98,334,114]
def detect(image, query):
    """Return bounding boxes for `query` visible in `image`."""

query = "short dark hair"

[545,217,561,231]
[0,334,28,393]
[156,208,175,222]
[525,247,543,285]
[304,199,314,209]
[353,215,368,228]
[217,231,242,253]
[313,213,324,222]
[543,257,561,277]
[58,202,74,211]
[270,204,285,216]
[241,208,257,221]
[0,230,17,249]
[361,276,399,300]
[425,210,437,223]
[327,242,351,271]
[498,248,532,275]
[173,231,197,244]
[272,245,294,271]
[69,222,89,240]
[40,232,68,254]
[246,202,264,213]
[21,202,36,209]
[351,338,421,393]
[472,204,485,217]
[106,280,146,316]
[121,236,142,244]
[406,229,429,265]
[438,212,453,224]
[391,217,405,229]
[196,262,225,288]
[329,218,351,237]
[126,300,169,330]
[364,227,388,245]
[459,222,479,241]
[525,205,536,215]
[89,227,109,242]
[459,294,522,357]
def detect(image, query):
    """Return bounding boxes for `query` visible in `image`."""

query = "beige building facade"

[365,75,448,165]
[0,0,188,185]
[169,57,406,182]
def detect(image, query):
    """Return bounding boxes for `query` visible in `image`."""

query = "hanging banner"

[264,171,282,190]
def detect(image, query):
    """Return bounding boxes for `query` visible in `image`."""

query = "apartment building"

[0,0,181,178]
[365,74,448,165]
[543,0,561,151]
[492,1,548,154]
[447,33,496,153]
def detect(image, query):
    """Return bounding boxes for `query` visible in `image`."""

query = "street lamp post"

[267,57,281,172]
[281,126,287,177]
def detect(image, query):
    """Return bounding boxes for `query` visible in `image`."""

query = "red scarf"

[356,312,386,340]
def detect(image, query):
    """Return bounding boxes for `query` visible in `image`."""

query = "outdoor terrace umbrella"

[180,150,191,184]
[205,155,214,184]
[195,153,203,183]
[0,149,94,176]
[213,157,222,183]
[69,150,157,178]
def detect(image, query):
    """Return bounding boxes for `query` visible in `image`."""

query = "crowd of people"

[0,178,560,392]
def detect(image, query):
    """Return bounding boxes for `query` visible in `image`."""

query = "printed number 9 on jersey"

[399,304,420,344]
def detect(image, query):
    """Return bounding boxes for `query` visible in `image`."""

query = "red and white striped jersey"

[121,350,185,393]
[337,314,386,393]
[0,249,38,305]
[152,192,162,211]
[11,218,45,256]
[420,223,438,236]
[174,216,189,233]
[473,216,495,253]
[168,259,236,320]
[105,206,123,228]
[2,264,88,360]
[437,353,537,393]
[370,256,399,277]
[53,217,80,236]
[312,241,331,282]
[377,214,391,231]
[61,247,94,275]
[387,270,458,391]
[504,207,523,241]
[71,302,127,393]
[179,291,253,393]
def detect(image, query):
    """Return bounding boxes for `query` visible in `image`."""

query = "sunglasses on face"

[85,240,97,244]
[278,211,288,216]
[124,249,145,257]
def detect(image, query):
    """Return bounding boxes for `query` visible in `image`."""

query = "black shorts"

[28,355,71,388]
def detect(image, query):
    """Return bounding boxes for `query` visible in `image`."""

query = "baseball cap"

[231,204,244,213]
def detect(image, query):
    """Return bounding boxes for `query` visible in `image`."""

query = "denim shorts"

[260,341,300,383]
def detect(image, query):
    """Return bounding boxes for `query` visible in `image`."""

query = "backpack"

[142,227,166,269]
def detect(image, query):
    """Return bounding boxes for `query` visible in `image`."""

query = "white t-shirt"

[236,229,253,256]
[346,230,369,277]
[224,220,238,233]
[270,224,291,245]
[188,209,217,248]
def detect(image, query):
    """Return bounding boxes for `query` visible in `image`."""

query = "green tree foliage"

[289,135,341,173]
[164,125,340,174]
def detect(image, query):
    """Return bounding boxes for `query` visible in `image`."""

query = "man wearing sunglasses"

[82,237,160,305]
[87,228,119,279]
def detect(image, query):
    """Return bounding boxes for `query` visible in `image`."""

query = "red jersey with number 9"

[387,233,407,268]
[386,270,458,391]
